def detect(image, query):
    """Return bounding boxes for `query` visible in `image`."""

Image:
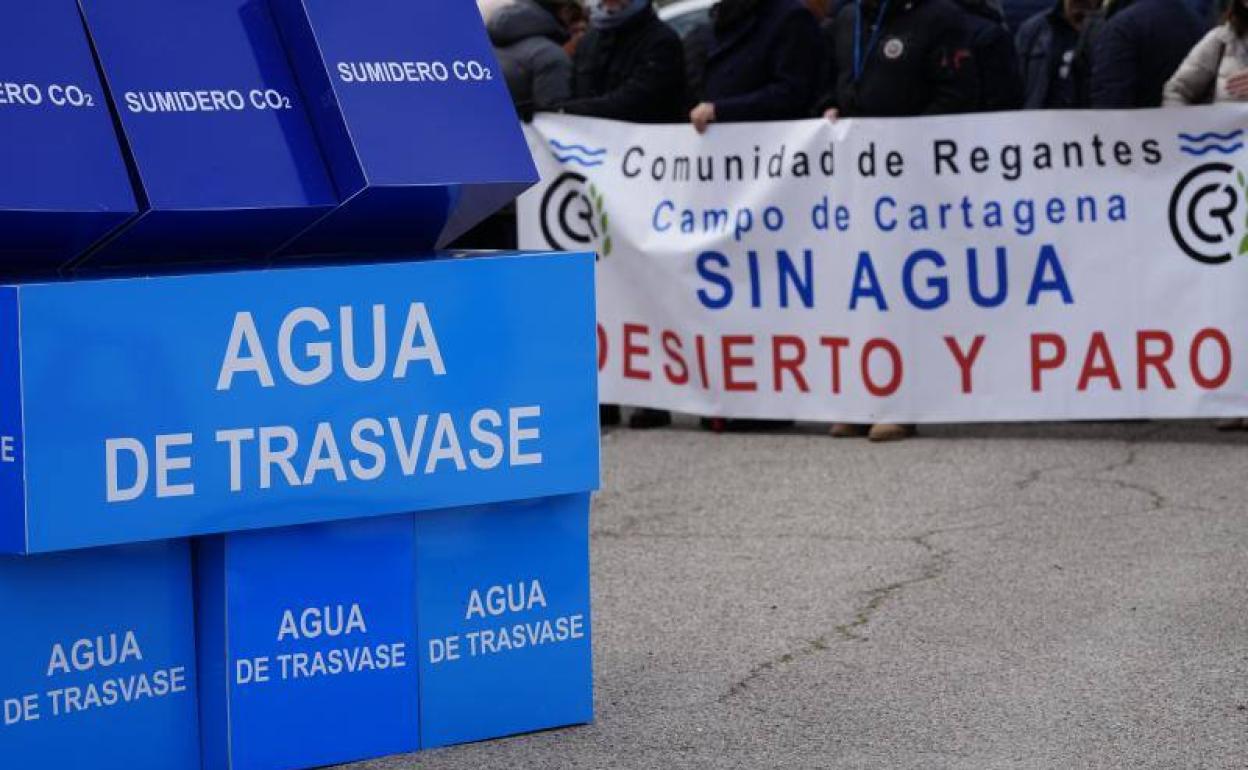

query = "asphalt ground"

[344,418,1248,769]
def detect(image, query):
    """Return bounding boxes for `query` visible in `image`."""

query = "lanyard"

[852,0,892,83]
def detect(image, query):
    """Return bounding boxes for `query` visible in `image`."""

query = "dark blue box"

[196,514,419,770]
[0,540,199,770]
[75,0,337,270]
[416,493,593,747]
[269,0,537,253]
[0,1,137,276]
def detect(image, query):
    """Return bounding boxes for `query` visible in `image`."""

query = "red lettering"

[819,336,849,394]
[662,331,689,385]
[862,338,903,397]
[722,335,757,392]
[1030,333,1066,392]
[772,336,809,393]
[623,324,650,381]
[943,335,985,394]
[596,323,608,372]
[1078,331,1122,391]
[1136,330,1175,390]
[1191,328,1231,389]
[695,334,709,389]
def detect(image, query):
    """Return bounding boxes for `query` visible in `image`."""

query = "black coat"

[959,0,1023,110]
[702,0,825,121]
[824,0,979,117]
[561,7,687,122]
[1089,0,1205,108]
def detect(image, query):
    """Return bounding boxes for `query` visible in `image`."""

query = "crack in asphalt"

[715,427,1209,704]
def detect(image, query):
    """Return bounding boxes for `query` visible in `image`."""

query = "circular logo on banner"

[1168,162,1245,265]
[540,171,613,258]
[882,38,905,61]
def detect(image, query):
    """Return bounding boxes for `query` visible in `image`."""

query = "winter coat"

[959,0,1024,110]
[1089,0,1205,108]
[1016,2,1087,108]
[486,0,572,119]
[823,0,979,117]
[561,6,687,122]
[1163,24,1248,105]
[702,0,826,121]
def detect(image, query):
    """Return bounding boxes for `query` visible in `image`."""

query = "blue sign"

[269,0,536,253]
[197,515,419,769]
[0,252,599,553]
[0,1,137,275]
[74,0,337,269]
[417,494,593,747]
[0,540,199,769]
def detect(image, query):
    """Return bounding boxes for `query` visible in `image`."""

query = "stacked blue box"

[73,0,338,269]
[0,254,599,554]
[0,2,598,765]
[0,541,199,769]
[417,494,594,747]
[0,1,137,275]
[269,0,537,254]
[196,515,419,770]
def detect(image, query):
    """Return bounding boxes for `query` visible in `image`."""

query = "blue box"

[74,0,337,269]
[0,540,199,769]
[0,252,599,553]
[416,494,593,747]
[0,1,137,275]
[196,515,419,769]
[269,0,536,253]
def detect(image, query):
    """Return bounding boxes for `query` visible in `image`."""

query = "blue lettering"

[778,250,815,309]
[967,247,1008,308]
[653,200,674,233]
[1027,244,1073,306]
[902,249,948,310]
[696,251,733,310]
[849,252,888,311]
[874,196,897,233]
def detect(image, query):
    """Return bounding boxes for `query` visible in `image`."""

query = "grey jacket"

[486,0,572,118]
[1163,25,1248,105]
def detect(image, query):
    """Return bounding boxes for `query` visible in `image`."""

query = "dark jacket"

[959,0,1024,110]
[702,0,825,121]
[487,0,573,119]
[823,0,978,117]
[1089,0,1205,108]
[561,7,687,122]
[1016,3,1085,108]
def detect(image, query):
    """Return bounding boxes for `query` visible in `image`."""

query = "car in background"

[657,0,715,36]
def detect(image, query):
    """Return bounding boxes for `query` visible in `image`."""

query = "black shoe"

[628,408,672,430]
[699,418,793,433]
[600,404,621,427]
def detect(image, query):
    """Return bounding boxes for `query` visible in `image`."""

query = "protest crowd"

[475,0,1245,440]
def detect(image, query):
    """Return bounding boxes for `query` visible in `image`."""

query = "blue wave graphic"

[549,139,607,157]
[554,154,605,168]
[1178,130,1244,143]
[1179,143,1244,156]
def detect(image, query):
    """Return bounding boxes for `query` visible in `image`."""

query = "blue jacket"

[1089,0,1205,108]
[703,0,825,121]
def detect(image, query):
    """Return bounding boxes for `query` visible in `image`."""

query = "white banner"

[519,109,1248,422]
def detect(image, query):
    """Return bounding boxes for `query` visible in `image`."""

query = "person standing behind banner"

[559,0,685,430]
[485,0,574,121]
[688,0,825,133]
[1164,0,1248,431]
[1088,0,1205,108]
[957,0,1025,111]
[1017,0,1103,109]
[817,0,976,442]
